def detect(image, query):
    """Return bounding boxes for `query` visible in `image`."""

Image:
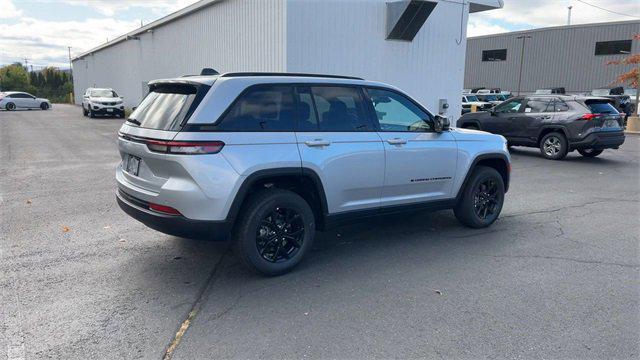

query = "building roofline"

[468,19,640,40]
[72,0,222,61]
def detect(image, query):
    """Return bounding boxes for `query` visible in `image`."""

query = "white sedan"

[0,91,51,110]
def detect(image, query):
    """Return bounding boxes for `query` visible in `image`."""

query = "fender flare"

[225,167,328,222]
[537,125,569,143]
[455,153,510,202]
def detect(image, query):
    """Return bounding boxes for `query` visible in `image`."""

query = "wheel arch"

[456,153,510,202]
[537,126,568,145]
[227,167,328,229]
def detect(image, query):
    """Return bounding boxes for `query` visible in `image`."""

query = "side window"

[554,99,569,112]
[296,87,319,131]
[217,85,295,131]
[525,98,553,113]
[495,99,523,113]
[366,88,431,132]
[310,86,371,131]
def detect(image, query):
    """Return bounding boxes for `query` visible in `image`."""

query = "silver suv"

[116,72,510,275]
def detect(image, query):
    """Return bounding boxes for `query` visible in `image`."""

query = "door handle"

[304,139,331,147]
[541,115,552,120]
[386,138,407,145]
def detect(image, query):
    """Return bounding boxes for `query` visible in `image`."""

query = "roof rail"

[220,72,364,80]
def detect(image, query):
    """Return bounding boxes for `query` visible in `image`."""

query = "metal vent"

[386,0,437,41]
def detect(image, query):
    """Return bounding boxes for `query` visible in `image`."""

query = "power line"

[574,0,640,19]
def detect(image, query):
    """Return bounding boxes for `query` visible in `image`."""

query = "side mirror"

[132,106,137,111]
[433,115,450,133]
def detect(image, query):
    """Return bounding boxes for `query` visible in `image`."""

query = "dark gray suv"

[457,95,625,160]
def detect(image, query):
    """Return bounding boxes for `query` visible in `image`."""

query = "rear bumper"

[570,131,625,150]
[116,190,231,241]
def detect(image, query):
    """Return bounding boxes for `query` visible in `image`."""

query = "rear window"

[128,83,208,130]
[585,100,619,114]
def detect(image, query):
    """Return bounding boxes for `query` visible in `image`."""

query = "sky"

[0,0,638,70]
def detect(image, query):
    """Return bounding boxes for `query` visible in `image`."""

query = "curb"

[624,131,640,135]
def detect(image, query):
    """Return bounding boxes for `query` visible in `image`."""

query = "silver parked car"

[116,71,511,275]
[0,91,51,110]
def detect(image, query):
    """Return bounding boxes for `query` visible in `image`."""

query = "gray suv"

[116,72,511,275]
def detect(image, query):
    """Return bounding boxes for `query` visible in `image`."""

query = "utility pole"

[567,6,572,25]
[23,57,29,71]
[516,35,532,96]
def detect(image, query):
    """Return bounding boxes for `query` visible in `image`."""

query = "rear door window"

[129,83,208,130]
[525,98,553,113]
[309,86,372,131]
[216,84,295,131]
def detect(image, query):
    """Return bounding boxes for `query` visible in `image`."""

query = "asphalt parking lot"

[1,104,638,360]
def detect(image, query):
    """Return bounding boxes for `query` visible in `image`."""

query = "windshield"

[483,95,498,101]
[90,89,118,97]
[585,100,619,114]
[624,88,637,97]
[128,83,207,130]
[591,89,610,96]
[465,95,479,102]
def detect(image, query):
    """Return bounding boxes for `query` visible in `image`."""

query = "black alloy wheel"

[473,178,500,220]
[256,207,305,263]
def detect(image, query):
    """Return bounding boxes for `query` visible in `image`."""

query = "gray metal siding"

[464,21,640,94]
[73,0,286,107]
[286,0,471,118]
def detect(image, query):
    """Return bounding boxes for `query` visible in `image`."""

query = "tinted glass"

[466,95,479,102]
[366,88,431,132]
[481,95,498,101]
[296,87,319,131]
[482,49,507,61]
[217,85,295,131]
[586,101,619,114]
[495,99,523,113]
[310,86,371,131]
[525,98,553,113]
[594,40,632,55]
[554,100,569,112]
[90,89,117,97]
[129,83,203,130]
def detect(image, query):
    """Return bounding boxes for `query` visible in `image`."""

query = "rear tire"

[454,166,505,228]
[6,102,16,111]
[233,188,315,276]
[577,148,603,158]
[539,132,568,160]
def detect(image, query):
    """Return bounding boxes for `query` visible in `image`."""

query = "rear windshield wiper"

[127,118,141,126]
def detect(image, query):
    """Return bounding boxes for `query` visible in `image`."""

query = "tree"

[0,63,29,92]
[607,34,640,116]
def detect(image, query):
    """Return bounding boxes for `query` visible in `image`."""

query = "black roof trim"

[219,72,364,80]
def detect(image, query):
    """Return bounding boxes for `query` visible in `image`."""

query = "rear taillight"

[145,140,225,155]
[149,203,182,215]
[580,113,601,120]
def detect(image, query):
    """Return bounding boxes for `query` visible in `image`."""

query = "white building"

[72,0,502,117]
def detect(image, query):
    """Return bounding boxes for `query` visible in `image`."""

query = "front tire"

[454,166,505,228]
[89,109,96,118]
[233,189,315,276]
[577,148,603,158]
[40,102,49,110]
[540,132,568,160]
